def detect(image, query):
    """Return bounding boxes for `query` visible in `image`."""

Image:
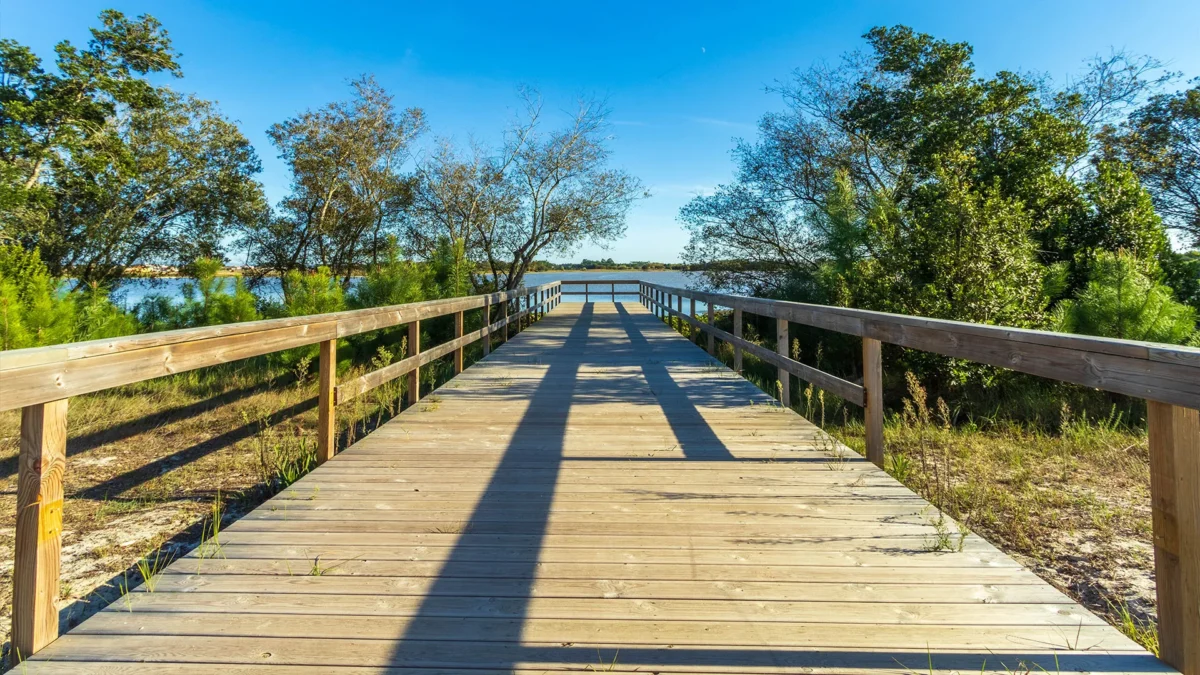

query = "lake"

[110,270,707,310]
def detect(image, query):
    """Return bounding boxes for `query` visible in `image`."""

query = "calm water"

[110,270,703,309]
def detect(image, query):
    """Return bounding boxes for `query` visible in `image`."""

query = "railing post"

[863,337,884,468]
[453,310,464,375]
[482,296,491,356]
[317,339,336,464]
[611,282,616,302]
[584,282,589,303]
[12,399,67,667]
[676,294,683,332]
[690,297,697,344]
[1148,400,1200,673]
[733,308,743,373]
[407,320,420,406]
[706,300,715,355]
[502,298,509,343]
[775,317,790,407]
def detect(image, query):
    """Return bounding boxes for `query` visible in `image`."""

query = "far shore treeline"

[1,12,1198,373]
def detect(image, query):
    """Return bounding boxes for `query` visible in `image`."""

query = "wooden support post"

[775,317,790,407]
[1149,400,1200,673]
[733,308,743,373]
[611,283,616,302]
[584,282,589,303]
[12,399,67,666]
[676,294,683,332]
[407,320,420,406]
[453,310,464,375]
[863,337,884,468]
[502,299,509,342]
[317,339,336,464]
[690,297,697,344]
[706,301,715,355]
[482,297,491,356]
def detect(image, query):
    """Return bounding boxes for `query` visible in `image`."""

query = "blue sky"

[4,1,1200,262]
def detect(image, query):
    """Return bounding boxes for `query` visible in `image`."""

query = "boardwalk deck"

[28,302,1171,673]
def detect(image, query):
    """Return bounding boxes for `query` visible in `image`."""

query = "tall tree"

[39,92,265,287]
[407,91,644,290]
[0,10,181,248]
[247,76,425,286]
[1107,83,1200,246]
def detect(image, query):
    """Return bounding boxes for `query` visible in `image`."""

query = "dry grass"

[829,375,1157,653]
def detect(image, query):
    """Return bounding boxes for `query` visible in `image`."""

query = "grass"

[134,546,174,592]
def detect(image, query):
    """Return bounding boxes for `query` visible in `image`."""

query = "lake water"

[110,270,706,310]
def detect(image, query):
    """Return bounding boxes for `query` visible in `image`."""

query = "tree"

[1,10,181,247]
[37,92,265,287]
[1109,83,1200,246]
[407,91,645,290]
[1054,250,1197,344]
[247,76,425,287]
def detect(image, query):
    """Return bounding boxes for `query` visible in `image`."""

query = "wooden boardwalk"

[29,302,1170,673]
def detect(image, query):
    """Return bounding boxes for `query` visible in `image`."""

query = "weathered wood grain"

[12,399,67,667]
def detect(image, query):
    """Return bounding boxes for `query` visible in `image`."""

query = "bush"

[1054,250,1197,345]
[0,245,135,349]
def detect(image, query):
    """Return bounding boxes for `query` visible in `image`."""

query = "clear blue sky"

[5,1,1200,262]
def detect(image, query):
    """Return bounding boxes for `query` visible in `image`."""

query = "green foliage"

[1107,82,1200,247]
[279,267,346,317]
[428,237,471,298]
[0,245,134,349]
[347,240,427,310]
[1054,251,1197,344]
[1,12,264,288]
[680,23,1193,388]
[1,10,181,236]
[136,257,260,331]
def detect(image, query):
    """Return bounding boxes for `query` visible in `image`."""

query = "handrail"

[558,279,641,303]
[0,283,561,411]
[637,281,1199,672]
[641,281,1200,409]
[2,280,562,666]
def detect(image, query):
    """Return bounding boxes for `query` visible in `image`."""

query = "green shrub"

[0,246,134,349]
[1054,250,1197,345]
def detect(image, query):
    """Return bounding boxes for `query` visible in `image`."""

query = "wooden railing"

[639,281,1199,674]
[559,279,641,303]
[0,281,562,665]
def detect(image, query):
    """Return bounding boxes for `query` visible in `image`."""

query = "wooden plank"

[1149,401,1200,674]
[317,339,336,464]
[863,337,884,468]
[11,399,68,666]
